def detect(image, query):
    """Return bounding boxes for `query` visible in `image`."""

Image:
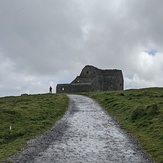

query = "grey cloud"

[0,0,163,96]
[0,0,84,75]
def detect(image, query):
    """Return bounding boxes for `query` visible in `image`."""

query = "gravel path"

[6,95,153,163]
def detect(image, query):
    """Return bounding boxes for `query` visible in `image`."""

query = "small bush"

[145,104,159,116]
[131,106,145,121]
[131,104,159,122]
[117,93,125,96]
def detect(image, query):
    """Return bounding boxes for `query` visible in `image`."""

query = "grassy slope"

[83,88,163,163]
[0,93,68,162]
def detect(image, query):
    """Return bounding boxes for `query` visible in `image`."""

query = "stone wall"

[56,84,92,93]
[56,65,124,93]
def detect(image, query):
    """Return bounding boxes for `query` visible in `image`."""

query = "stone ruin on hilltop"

[56,65,124,93]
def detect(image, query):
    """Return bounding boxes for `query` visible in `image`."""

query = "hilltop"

[1,88,163,162]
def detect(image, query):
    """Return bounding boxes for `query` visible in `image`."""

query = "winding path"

[9,95,152,163]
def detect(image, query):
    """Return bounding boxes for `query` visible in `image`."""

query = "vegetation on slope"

[0,93,68,161]
[84,87,163,163]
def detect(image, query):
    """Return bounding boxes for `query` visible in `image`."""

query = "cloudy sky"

[0,0,163,96]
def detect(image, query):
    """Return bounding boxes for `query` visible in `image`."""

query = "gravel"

[5,95,154,163]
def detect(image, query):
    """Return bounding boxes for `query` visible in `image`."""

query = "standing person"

[49,86,52,93]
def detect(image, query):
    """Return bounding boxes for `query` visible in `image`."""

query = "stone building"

[56,65,124,93]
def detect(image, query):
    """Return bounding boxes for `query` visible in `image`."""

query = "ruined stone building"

[56,65,124,93]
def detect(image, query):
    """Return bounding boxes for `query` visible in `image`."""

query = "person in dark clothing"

[49,86,52,93]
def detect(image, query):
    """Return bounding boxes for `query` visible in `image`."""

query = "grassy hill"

[83,87,163,163]
[1,88,162,162]
[0,93,68,162]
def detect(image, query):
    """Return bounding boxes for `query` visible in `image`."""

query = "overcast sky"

[0,0,163,96]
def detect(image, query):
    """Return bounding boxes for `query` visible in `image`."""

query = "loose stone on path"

[7,95,153,163]
[34,95,152,163]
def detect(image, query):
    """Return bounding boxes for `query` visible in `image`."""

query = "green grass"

[1,89,163,162]
[0,93,68,162]
[83,87,163,163]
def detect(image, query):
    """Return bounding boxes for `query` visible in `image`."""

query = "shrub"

[145,104,159,116]
[131,106,145,121]
[117,93,125,96]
